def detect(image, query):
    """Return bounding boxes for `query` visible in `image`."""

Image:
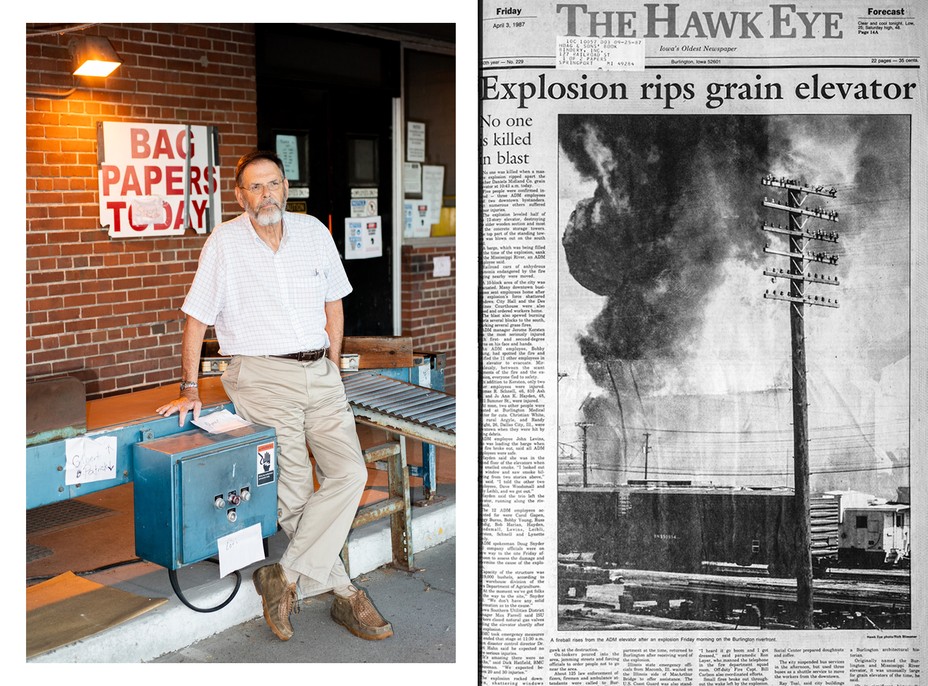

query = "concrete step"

[28,489,455,663]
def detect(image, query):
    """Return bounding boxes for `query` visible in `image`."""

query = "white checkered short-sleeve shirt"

[182,212,353,355]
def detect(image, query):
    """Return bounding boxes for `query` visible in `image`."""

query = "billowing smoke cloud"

[560,115,777,392]
[560,115,910,496]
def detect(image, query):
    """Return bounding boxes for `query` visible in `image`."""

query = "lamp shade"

[71,35,121,77]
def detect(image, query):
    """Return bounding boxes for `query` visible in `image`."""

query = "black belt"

[270,348,327,362]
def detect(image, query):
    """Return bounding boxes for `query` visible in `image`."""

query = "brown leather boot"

[331,588,393,640]
[253,563,298,641]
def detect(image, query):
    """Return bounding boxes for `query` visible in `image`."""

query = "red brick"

[27,24,454,398]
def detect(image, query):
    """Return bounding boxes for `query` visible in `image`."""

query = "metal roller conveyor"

[342,371,456,449]
[376,394,453,415]
[379,396,455,416]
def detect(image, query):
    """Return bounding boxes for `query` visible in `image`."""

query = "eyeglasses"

[240,179,284,195]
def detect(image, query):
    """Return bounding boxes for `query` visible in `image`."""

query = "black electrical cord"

[168,562,242,613]
[165,539,272,611]
[28,555,243,613]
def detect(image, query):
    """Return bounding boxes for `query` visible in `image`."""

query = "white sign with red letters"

[98,121,221,238]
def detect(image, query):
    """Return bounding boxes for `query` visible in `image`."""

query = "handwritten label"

[217,523,265,578]
[65,435,118,485]
[192,409,252,434]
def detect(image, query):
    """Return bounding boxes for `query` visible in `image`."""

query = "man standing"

[156,150,393,642]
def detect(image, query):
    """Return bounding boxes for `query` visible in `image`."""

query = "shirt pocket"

[291,266,328,310]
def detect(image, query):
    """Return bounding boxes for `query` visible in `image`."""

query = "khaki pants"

[221,354,367,597]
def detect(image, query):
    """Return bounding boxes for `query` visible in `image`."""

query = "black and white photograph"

[557,114,911,630]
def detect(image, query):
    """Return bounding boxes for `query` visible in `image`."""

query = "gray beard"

[255,205,283,226]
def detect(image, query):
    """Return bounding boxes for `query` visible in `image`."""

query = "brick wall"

[26,23,456,400]
[401,240,456,394]
[26,24,258,399]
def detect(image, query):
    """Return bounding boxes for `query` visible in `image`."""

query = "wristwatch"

[180,380,198,391]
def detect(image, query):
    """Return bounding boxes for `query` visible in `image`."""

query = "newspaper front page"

[479,1,926,683]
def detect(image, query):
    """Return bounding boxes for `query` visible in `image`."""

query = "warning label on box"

[256,441,276,486]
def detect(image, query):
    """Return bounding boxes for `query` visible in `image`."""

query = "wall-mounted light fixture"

[71,35,122,77]
[26,32,123,99]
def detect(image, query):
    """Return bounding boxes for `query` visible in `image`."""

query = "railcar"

[558,483,840,577]
[838,503,910,567]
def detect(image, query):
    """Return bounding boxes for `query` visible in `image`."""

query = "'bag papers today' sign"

[97,122,221,238]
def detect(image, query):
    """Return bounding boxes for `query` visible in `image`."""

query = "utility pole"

[576,422,594,487]
[643,432,651,480]
[761,174,839,629]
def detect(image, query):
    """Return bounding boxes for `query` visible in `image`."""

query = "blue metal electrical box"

[133,423,278,570]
